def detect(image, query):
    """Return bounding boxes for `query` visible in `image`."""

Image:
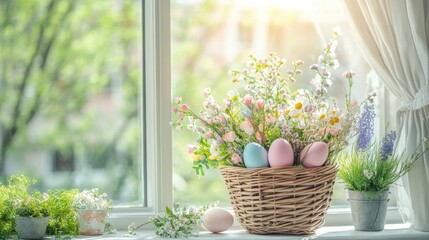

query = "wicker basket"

[220,164,338,235]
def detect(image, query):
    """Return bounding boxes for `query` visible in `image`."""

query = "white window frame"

[109,0,404,230]
[108,0,172,229]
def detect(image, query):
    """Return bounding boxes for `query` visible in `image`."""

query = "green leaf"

[165,206,174,217]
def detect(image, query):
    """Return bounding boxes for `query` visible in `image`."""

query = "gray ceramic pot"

[16,216,49,239]
[348,189,390,231]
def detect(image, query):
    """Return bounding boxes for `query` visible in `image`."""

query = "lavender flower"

[357,103,375,152]
[381,131,396,161]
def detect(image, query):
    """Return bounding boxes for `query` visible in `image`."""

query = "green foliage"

[338,142,427,196]
[15,191,49,218]
[191,138,220,176]
[0,185,15,239]
[46,189,80,236]
[6,174,36,197]
[0,174,37,238]
[0,174,80,238]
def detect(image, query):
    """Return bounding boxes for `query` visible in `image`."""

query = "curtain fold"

[344,0,429,231]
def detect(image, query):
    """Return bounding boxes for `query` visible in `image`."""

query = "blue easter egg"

[243,142,269,168]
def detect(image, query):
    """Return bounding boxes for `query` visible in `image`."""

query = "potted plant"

[1,174,84,239]
[338,102,428,231]
[13,191,50,239]
[0,174,50,239]
[72,188,111,235]
[45,188,80,237]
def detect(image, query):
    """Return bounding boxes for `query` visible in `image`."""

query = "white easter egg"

[299,142,329,168]
[202,207,234,233]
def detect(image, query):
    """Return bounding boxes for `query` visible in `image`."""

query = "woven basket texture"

[220,164,338,235]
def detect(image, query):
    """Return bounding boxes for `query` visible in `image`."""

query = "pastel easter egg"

[268,138,294,168]
[299,142,329,168]
[203,207,234,233]
[243,142,269,168]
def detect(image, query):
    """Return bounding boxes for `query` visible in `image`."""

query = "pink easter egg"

[268,138,294,168]
[299,142,329,168]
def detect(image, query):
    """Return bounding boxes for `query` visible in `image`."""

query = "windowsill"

[63,223,429,239]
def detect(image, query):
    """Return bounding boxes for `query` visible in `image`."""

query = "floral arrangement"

[337,102,429,196]
[127,203,213,238]
[172,29,362,175]
[72,188,111,210]
[14,191,50,218]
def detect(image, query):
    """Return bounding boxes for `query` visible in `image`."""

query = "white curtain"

[343,0,429,231]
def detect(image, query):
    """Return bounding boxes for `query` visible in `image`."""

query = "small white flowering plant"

[150,204,208,238]
[127,203,214,238]
[72,188,111,211]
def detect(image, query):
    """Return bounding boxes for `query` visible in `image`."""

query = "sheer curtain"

[343,0,429,231]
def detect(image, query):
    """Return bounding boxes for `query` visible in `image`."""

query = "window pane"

[171,0,376,207]
[0,0,144,207]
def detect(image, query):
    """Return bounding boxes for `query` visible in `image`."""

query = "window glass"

[171,0,377,207]
[0,0,144,207]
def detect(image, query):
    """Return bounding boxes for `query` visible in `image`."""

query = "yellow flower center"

[273,110,279,117]
[295,102,303,110]
[320,114,326,119]
[329,119,335,125]
[333,117,340,123]
[292,114,299,119]
[285,109,290,115]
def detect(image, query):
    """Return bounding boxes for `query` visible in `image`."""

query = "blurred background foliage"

[0,0,142,205]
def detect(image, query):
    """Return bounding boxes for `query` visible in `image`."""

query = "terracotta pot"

[76,209,108,235]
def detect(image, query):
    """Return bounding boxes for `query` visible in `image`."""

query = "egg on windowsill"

[299,141,329,168]
[202,207,234,233]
